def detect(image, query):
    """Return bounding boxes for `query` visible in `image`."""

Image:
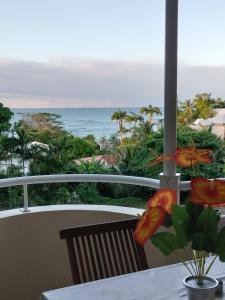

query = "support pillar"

[163,0,178,177]
[161,0,180,202]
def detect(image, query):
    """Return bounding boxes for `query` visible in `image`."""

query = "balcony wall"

[0,205,182,300]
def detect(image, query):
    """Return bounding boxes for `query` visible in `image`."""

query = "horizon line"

[9,106,146,109]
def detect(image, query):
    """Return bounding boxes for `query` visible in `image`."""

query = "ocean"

[10,107,163,140]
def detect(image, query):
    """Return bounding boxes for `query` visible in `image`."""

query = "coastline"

[10,107,163,140]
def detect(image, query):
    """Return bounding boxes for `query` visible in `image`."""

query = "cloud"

[178,65,225,100]
[0,57,225,108]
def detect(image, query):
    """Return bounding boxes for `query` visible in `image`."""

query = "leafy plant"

[134,147,225,285]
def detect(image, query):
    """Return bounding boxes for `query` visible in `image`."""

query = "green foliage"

[151,232,181,255]
[145,129,164,153]
[0,166,24,209]
[132,121,155,143]
[114,145,161,198]
[139,104,162,125]
[19,112,66,143]
[73,159,115,174]
[102,196,146,208]
[177,126,225,179]
[146,125,225,180]
[152,205,191,256]
[216,227,225,261]
[151,203,225,264]
[177,93,218,125]
[211,97,225,109]
[111,110,128,144]
[1,99,225,211]
[29,150,66,175]
[55,186,71,204]
[76,183,100,203]
[83,134,96,143]
[171,205,190,247]
[193,208,219,252]
[75,182,146,208]
[65,136,97,159]
[0,103,13,134]
[109,133,119,146]
[116,144,162,178]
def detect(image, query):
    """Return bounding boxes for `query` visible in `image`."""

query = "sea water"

[11,107,163,140]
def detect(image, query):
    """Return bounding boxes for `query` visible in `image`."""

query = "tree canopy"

[19,112,66,143]
[177,93,225,125]
[0,103,13,134]
[111,110,128,144]
[140,105,162,126]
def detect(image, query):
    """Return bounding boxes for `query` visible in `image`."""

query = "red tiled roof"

[74,154,119,166]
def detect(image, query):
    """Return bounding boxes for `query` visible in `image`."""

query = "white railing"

[0,174,161,189]
[179,180,191,191]
[0,174,192,212]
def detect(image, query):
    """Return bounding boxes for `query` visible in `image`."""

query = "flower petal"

[134,206,166,246]
[145,155,175,168]
[147,189,176,214]
[175,148,212,168]
[190,177,225,205]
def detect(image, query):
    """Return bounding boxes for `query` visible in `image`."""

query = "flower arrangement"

[134,148,225,286]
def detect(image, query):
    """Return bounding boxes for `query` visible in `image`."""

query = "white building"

[191,109,225,139]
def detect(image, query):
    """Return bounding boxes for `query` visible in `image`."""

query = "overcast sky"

[0,0,225,108]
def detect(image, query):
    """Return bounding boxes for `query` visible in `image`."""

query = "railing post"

[22,184,29,212]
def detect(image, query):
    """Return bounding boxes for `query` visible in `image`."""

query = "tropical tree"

[111,110,128,144]
[133,121,155,142]
[193,93,216,119]
[126,112,144,127]
[139,105,162,126]
[211,97,225,109]
[14,125,30,174]
[19,112,66,143]
[177,99,195,125]
[0,102,13,134]
[109,133,120,146]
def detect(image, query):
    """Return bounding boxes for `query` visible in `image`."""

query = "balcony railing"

[0,174,191,212]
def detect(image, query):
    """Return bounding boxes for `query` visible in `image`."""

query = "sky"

[0,0,225,108]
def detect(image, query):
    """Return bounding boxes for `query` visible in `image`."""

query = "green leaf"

[185,201,204,225]
[216,227,225,261]
[192,232,209,251]
[151,232,181,255]
[194,207,219,252]
[172,205,191,247]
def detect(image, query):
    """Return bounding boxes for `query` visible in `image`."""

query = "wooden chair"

[60,218,148,284]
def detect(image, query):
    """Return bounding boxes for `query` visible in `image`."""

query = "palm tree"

[212,97,225,109]
[135,121,155,141]
[111,110,128,144]
[140,105,162,126]
[193,93,216,119]
[178,99,194,124]
[125,112,144,143]
[126,112,144,127]
[14,126,30,174]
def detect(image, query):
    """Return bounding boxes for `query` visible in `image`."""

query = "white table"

[41,258,225,300]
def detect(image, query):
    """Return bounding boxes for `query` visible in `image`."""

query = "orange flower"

[145,155,175,168]
[147,189,176,214]
[190,177,225,205]
[175,148,212,168]
[134,206,166,246]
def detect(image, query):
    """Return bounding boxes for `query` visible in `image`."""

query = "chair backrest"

[60,218,148,284]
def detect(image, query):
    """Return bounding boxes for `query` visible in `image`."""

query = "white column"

[161,0,180,203]
[163,0,178,176]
